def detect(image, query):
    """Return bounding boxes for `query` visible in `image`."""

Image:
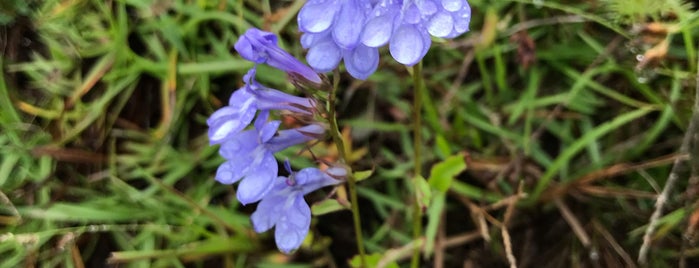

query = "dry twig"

[638,56,699,264]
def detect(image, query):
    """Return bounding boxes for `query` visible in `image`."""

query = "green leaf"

[424,192,446,256]
[428,154,467,193]
[529,107,655,201]
[349,253,399,268]
[311,199,348,216]
[353,169,374,182]
[21,202,154,222]
[415,175,431,209]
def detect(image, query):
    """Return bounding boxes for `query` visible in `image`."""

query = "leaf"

[424,191,446,256]
[428,154,467,193]
[353,169,373,182]
[311,199,348,216]
[529,107,654,201]
[349,253,399,268]
[415,175,431,209]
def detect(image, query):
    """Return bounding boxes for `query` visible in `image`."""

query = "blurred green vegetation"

[1,0,698,267]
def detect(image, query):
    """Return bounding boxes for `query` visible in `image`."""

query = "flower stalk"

[411,62,424,268]
[328,70,366,267]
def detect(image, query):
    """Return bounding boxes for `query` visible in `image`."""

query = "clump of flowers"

[208,28,342,253]
[298,0,472,79]
[209,0,472,255]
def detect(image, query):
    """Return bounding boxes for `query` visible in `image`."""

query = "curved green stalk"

[328,70,366,267]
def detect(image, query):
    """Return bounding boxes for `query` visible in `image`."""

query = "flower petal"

[361,14,395,47]
[233,28,276,64]
[332,0,367,49]
[343,45,379,80]
[207,103,254,144]
[236,152,278,205]
[389,24,430,66]
[294,168,340,195]
[274,196,311,253]
[218,130,258,159]
[298,0,340,33]
[259,120,281,143]
[441,0,463,12]
[427,11,454,38]
[250,180,287,232]
[234,29,321,84]
[417,0,439,16]
[452,3,471,36]
[306,39,343,72]
[215,161,246,184]
[267,124,324,152]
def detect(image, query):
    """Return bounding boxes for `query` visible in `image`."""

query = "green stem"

[328,70,366,267]
[411,63,424,268]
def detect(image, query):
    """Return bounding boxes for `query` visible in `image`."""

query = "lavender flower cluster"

[299,0,472,79]
[209,0,472,254]
[208,28,343,253]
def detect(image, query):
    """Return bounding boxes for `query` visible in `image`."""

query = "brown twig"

[555,198,591,248]
[638,56,699,264]
[501,182,523,268]
[592,220,637,268]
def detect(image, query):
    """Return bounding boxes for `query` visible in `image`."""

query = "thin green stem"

[411,63,424,268]
[328,70,366,267]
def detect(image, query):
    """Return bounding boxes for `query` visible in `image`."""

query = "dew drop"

[589,248,599,261]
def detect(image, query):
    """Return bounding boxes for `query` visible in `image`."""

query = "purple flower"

[215,112,325,205]
[207,68,316,145]
[424,0,472,38]
[298,0,472,79]
[302,32,379,80]
[298,0,379,80]
[235,28,322,84]
[250,166,342,253]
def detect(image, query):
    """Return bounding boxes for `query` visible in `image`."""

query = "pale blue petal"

[298,0,340,33]
[234,29,321,84]
[343,45,379,80]
[441,0,463,12]
[253,85,315,114]
[207,108,244,144]
[417,0,439,15]
[361,14,395,47]
[427,11,454,37]
[250,180,287,232]
[215,161,247,184]
[306,39,343,72]
[267,124,324,152]
[294,168,340,195]
[332,0,366,49]
[236,152,278,205]
[300,32,326,49]
[452,3,471,35]
[259,120,281,143]
[389,24,429,66]
[274,196,311,253]
[403,4,422,24]
[218,130,258,159]
[233,28,276,64]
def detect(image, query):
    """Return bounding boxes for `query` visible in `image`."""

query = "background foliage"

[1,0,699,267]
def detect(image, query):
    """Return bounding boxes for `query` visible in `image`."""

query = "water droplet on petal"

[441,0,463,12]
[428,12,454,37]
[390,25,425,65]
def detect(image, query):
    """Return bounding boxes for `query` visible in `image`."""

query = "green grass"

[1,0,698,267]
